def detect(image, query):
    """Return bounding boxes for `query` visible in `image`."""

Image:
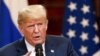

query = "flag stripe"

[0,0,27,47]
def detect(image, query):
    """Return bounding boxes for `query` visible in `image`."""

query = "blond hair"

[18,4,47,25]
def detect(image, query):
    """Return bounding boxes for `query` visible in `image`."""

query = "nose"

[34,25,39,33]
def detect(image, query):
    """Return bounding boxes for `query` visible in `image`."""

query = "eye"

[37,23,43,25]
[27,25,35,27]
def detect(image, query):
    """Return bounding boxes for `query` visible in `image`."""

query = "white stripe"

[93,50,100,56]
[4,0,28,29]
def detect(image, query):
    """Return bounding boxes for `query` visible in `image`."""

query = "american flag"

[62,0,100,56]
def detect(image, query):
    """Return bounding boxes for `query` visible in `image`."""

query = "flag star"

[67,29,76,39]
[68,2,77,11]
[80,32,88,41]
[67,16,76,25]
[80,18,89,28]
[94,23,98,31]
[79,45,88,55]
[81,4,90,14]
[93,35,99,44]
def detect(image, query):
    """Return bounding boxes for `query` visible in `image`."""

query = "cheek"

[40,27,47,39]
[22,29,32,37]
[42,25,48,31]
[23,30,33,43]
[40,26,47,33]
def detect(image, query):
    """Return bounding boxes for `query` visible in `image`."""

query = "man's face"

[19,17,48,46]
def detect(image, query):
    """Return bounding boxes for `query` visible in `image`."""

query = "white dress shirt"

[25,39,46,56]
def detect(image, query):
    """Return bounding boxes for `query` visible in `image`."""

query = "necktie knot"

[35,44,44,56]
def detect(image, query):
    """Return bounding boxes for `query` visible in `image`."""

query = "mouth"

[33,36,40,40]
[34,36,40,38]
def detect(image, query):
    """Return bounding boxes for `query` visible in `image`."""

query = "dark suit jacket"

[0,35,78,56]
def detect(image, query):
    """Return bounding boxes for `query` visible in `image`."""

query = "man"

[0,5,78,56]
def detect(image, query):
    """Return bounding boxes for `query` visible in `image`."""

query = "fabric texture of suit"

[0,35,78,56]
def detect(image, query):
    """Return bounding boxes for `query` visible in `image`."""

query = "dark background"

[28,0,100,39]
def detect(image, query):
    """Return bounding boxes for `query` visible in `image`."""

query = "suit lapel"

[16,36,57,56]
[45,36,56,56]
[16,38,28,56]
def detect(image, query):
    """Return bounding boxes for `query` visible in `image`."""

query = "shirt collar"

[25,39,45,52]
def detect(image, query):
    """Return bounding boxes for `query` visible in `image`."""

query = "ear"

[18,25,24,36]
[46,20,48,30]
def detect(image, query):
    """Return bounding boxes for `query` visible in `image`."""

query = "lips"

[34,36,40,38]
[33,36,40,40]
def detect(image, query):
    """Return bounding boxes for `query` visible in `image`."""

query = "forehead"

[25,17,46,23]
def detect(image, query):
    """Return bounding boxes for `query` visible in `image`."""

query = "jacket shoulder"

[0,39,22,56]
[46,35,70,43]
